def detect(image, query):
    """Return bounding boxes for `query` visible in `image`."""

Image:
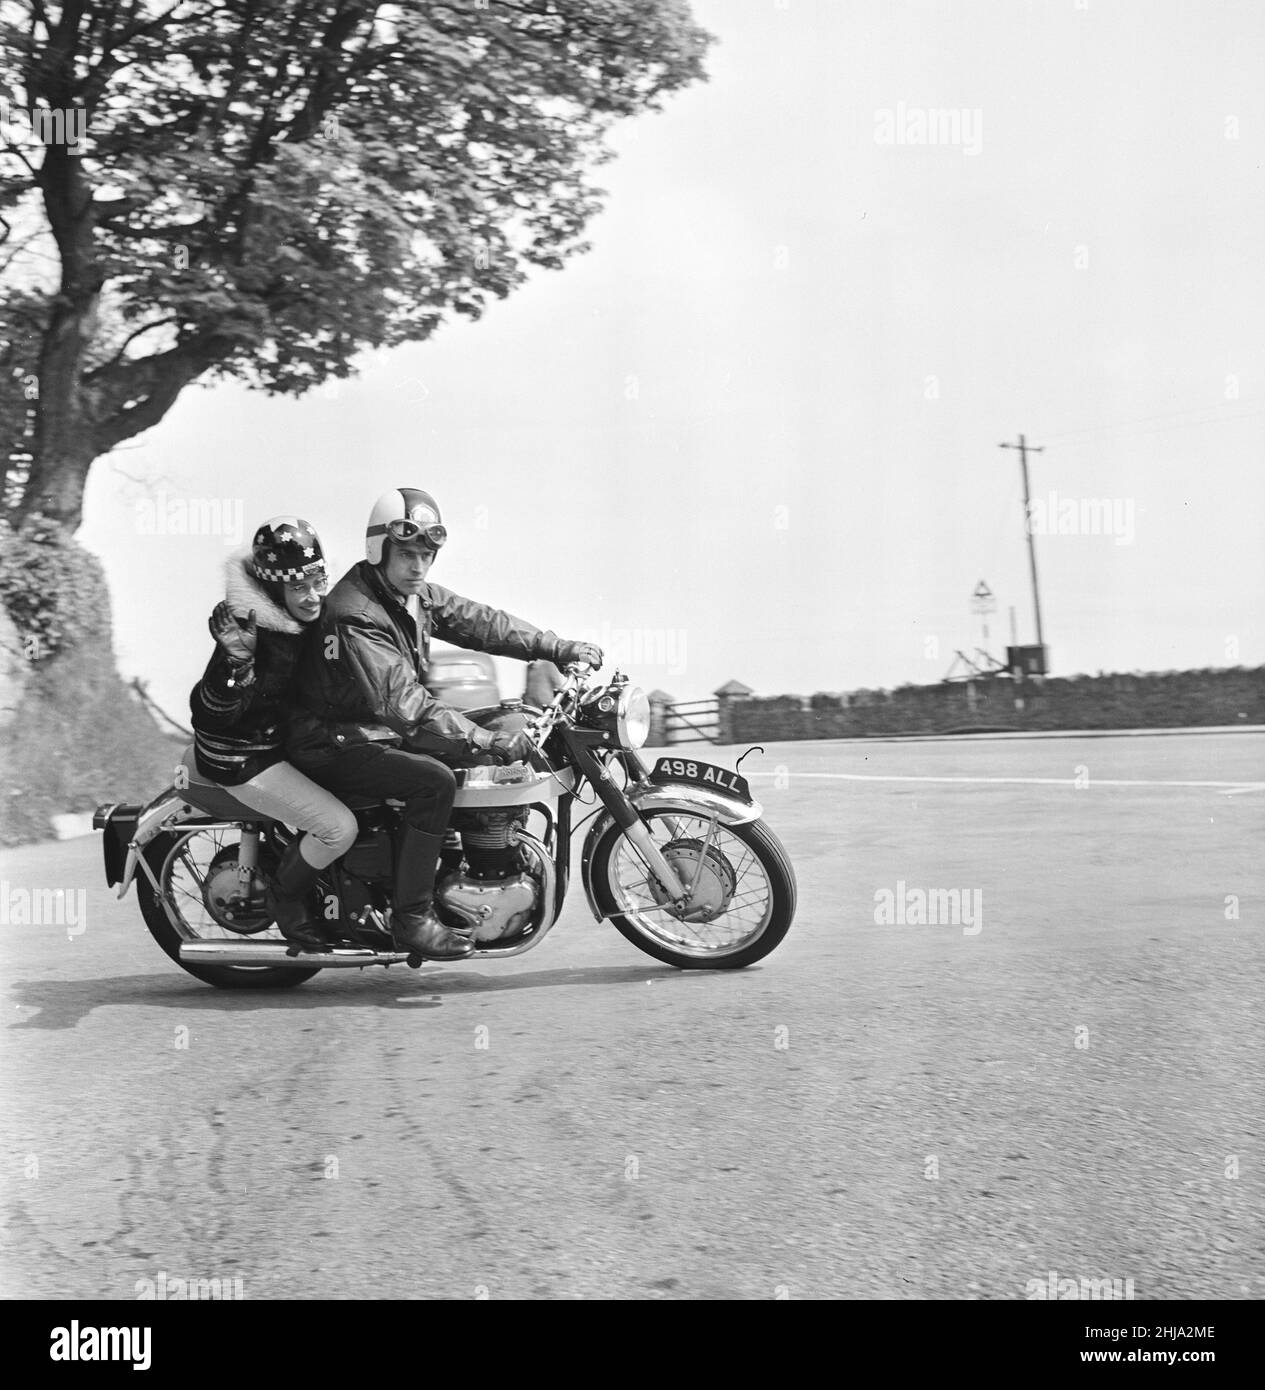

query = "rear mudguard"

[96,789,253,899]
[579,781,764,921]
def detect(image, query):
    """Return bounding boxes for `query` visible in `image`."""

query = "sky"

[76,0,1265,718]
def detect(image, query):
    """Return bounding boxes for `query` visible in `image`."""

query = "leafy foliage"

[0,1,711,520]
[0,512,104,660]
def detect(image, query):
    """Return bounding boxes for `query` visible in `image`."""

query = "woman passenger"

[190,517,357,952]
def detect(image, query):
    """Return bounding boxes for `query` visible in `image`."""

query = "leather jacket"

[287,561,565,763]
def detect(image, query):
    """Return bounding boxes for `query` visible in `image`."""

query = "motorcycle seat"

[176,748,400,819]
[177,747,268,820]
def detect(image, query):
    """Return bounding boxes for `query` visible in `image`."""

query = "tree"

[0,0,710,526]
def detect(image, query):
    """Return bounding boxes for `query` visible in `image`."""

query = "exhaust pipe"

[179,940,412,969]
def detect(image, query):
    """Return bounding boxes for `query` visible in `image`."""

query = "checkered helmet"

[250,516,326,585]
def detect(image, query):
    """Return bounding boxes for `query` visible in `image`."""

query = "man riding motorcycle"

[286,487,602,962]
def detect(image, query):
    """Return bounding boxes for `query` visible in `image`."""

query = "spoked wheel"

[136,828,321,989]
[590,809,797,969]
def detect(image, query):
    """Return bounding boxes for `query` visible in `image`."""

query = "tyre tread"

[591,816,796,970]
[136,834,319,990]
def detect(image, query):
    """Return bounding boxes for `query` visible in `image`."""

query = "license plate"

[649,757,751,802]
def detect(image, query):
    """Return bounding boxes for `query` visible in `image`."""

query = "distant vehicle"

[424,648,500,711]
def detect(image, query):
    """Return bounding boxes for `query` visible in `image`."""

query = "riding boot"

[266,838,330,954]
[391,825,474,960]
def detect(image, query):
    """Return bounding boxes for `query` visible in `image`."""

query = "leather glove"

[555,639,603,670]
[209,600,257,664]
[480,729,537,765]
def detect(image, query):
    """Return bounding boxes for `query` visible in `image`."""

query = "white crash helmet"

[365,487,447,566]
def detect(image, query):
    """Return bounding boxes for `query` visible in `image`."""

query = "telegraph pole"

[1000,433,1046,650]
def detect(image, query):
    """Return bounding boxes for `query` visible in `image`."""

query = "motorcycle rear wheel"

[590,812,796,969]
[137,829,321,990]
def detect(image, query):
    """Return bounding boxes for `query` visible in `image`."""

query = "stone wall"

[724,668,1265,743]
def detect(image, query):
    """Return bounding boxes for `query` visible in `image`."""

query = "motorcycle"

[94,665,797,989]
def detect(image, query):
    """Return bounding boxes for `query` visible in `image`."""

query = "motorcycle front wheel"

[589,810,796,969]
[136,829,321,990]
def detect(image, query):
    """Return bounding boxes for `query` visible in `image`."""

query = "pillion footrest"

[178,940,413,968]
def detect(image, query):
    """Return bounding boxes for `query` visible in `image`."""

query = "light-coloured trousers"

[230,760,358,869]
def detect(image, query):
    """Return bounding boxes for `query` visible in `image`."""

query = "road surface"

[2,732,1261,1300]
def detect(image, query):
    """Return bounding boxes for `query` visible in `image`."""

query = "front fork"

[561,733,690,904]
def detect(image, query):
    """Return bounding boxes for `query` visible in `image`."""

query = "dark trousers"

[294,743,456,834]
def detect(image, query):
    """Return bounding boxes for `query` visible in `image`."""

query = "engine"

[457,808,527,880]
[332,811,394,935]
[436,808,548,944]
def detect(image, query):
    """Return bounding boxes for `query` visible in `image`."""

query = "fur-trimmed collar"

[224,550,306,635]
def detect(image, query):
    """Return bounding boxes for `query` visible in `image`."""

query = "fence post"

[714,679,754,744]
[648,690,673,747]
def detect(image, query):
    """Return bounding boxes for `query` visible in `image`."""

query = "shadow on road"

[6,962,723,1030]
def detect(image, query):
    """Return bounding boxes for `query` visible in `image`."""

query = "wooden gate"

[663,697,720,745]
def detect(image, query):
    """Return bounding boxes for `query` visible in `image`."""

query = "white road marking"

[744,771,1264,791]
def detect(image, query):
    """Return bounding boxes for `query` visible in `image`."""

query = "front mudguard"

[578,781,764,921]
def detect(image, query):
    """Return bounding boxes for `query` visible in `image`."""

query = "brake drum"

[647,838,737,923]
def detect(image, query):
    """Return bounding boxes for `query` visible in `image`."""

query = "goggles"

[284,573,329,596]
[370,518,448,549]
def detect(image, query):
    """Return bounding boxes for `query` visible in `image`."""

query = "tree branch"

[0,136,40,181]
[114,1,181,47]
[92,335,222,451]
[285,5,376,142]
[85,316,178,378]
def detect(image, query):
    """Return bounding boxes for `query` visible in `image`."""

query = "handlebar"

[524,663,593,745]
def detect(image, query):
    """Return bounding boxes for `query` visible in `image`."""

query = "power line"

[1042,405,1265,446]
